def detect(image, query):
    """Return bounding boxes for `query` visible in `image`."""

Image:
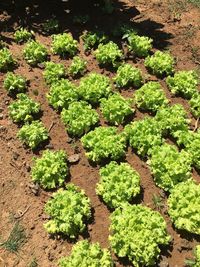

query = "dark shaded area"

[0,0,173,50]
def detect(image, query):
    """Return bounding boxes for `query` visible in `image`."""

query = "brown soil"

[0,0,200,266]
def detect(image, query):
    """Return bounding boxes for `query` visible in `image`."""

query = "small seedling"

[0,222,26,253]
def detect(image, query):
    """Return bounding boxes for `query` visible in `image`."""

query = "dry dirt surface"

[0,0,200,266]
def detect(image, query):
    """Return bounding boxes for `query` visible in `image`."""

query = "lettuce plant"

[94,41,123,67]
[166,70,198,99]
[81,126,126,162]
[155,104,190,137]
[44,183,91,238]
[43,62,65,85]
[51,33,78,56]
[190,245,200,267]
[43,18,59,34]
[109,203,170,267]
[81,31,108,52]
[113,63,143,88]
[0,48,15,71]
[61,101,99,137]
[58,240,114,267]
[9,93,40,123]
[127,33,153,57]
[78,73,112,104]
[148,143,192,191]
[100,93,134,125]
[47,79,78,110]
[31,150,68,189]
[124,117,163,157]
[17,120,49,149]
[4,72,27,94]
[182,130,200,170]
[23,40,48,66]
[96,161,140,209]
[68,56,87,77]
[134,81,168,112]
[14,28,33,43]
[190,93,200,118]
[145,51,175,76]
[168,179,200,235]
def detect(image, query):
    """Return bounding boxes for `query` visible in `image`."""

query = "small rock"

[68,154,80,163]
[41,214,51,220]
[30,224,35,230]
[25,163,31,172]
[13,152,19,160]
[66,137,73,143]
[52,243,57,250]
[46,144,54,149]
[28,182,40,196]
[48,250,54,261]
[159,260,169,267]
[0,126,6,131]
[38,63,45,69]
[0,114,3,120]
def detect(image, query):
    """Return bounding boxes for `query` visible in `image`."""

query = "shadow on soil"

[0,0,173,50]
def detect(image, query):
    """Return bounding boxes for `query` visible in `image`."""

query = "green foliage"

[73,15,90,24]
[31,150,68,189]
[190,92,200,118]
[28,258,38,267]
[68,56,87,77]
[145,50,175,76]
[17,120,49,149]
[112,22,138,38]
[9,93,40,123]
[47,79,78,110]
[81,126,126,162]
[183,130,200,170]
[61,101,99,137]
[94,41,123,67]
[51,33,78,56]
[166,70,198,99]
[43,62,65,85]
[0,222,26,253]
[78,73,112,104]
[155,104,190,137]
[81,31,108,52]
[168,179,200,234]
[187,0,200,8]
[148,143,192,191]
[152,194,165,211]
[14,28,33,43]
[58,240,114,267]
[4,72,27,94]
[113,63,143,88]
[96,161,140,208]
[100,93,133,125]
[44,183,91,238]
[127,33,153,57]
[134,81,168,112]
[102,0,114,14]
[195,246,200,266]
[124,117,163,157]
[43,18,59,33]
[185,245,200,267]
[0,48,15,71]
[23,40,48,66]
[109,204,170,267]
